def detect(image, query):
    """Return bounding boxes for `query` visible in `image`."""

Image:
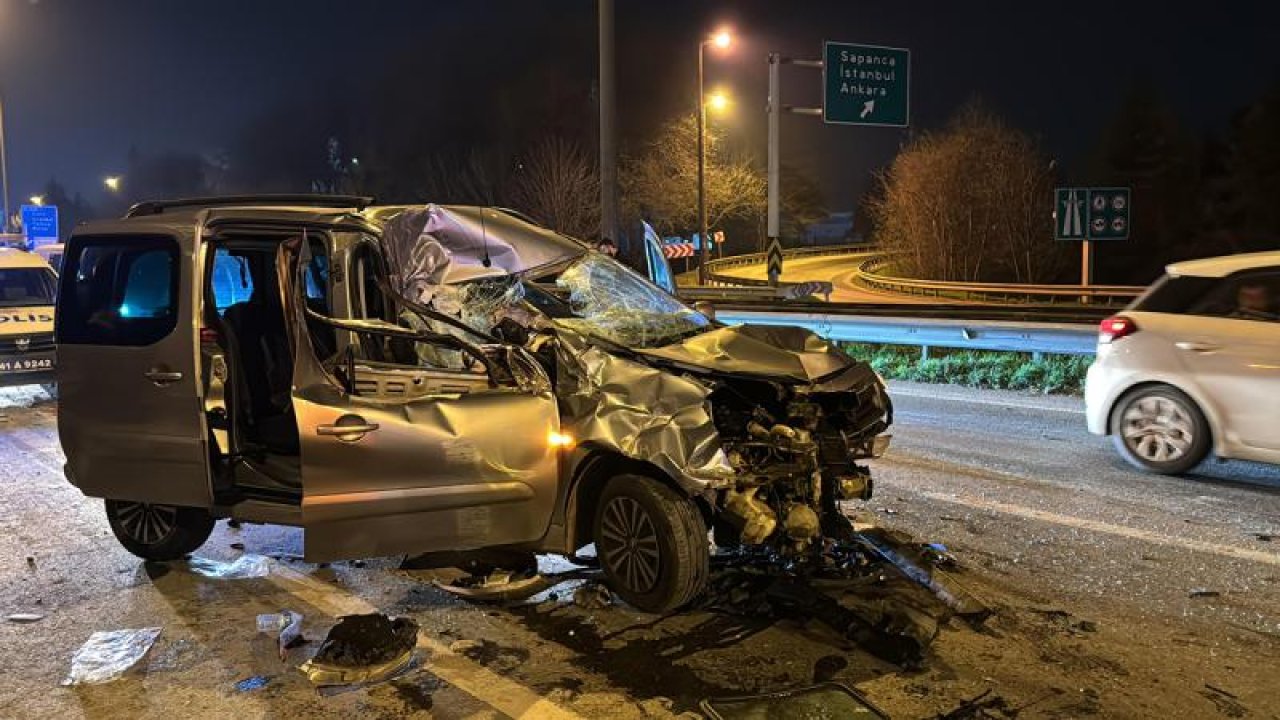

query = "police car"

[0,248,57,391]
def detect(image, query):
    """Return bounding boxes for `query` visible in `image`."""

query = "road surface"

[2,384,1277,718]
[706,253,941,304]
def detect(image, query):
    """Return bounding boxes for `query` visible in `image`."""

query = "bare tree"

[508,137,600,239]
[870,102,1067,283]
[621,115,765,237]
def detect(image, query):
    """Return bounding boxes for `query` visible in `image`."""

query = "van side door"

[284,239,562,562]
[55,232,211,507]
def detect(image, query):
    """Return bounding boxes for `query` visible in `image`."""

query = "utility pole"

[597,0,619,247]
[0,90,10,234]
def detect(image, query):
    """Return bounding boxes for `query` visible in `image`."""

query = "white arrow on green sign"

[823,41,911,127]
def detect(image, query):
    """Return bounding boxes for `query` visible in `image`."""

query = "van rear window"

[56,236,180,346]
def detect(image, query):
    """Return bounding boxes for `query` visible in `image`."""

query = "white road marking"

[914,490,1280,568]
[889,386,1087,415]
[267,565,585,720]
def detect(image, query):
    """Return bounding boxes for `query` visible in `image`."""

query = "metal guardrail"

[700,243,874,288]
[697,245,1142,307]
[713,308,1100,356]
[854,256,1142,306]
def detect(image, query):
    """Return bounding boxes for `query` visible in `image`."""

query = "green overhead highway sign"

[823,41,910,127]
[1055,187,1130,241]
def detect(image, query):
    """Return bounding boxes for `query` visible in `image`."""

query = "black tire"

[105,499,216,561]
[1110,384,1211,475]
[593,474,709,613]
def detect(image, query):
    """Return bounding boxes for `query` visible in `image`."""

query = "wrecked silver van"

[55,196,891,612]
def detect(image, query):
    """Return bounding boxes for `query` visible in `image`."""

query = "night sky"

[1,0,1277,212]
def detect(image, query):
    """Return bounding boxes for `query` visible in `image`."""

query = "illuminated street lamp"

[697,28,733,283]
[28,195,43,206]
[707,90,731,113]
[103,176,121,192]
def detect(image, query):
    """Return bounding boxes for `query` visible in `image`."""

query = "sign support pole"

[767,54,781,286]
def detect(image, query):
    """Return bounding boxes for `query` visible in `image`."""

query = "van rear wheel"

[105,500,215,561]
[593,474,709,613]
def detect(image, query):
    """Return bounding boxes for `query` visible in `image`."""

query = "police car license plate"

[0,356,53,373]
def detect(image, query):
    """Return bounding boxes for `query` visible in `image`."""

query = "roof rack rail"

[124,194,376,218]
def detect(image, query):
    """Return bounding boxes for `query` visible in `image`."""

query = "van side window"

[211,248,254,314]
[56,236,180,346]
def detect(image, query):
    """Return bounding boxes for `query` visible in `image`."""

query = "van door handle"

[1175,341,1220,353]
[145,369,184,386]
[316,416,380,442]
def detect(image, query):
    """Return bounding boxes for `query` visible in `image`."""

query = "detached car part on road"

[54,195,892,613]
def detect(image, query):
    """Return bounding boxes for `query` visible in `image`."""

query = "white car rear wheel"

[1110,385,1211,475]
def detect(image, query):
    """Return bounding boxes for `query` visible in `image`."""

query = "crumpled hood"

[637,324,854,383]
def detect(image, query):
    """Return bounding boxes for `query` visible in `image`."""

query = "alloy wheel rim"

[1121,396,1194,463]
[600,496,660,594]
[116,502,178,545]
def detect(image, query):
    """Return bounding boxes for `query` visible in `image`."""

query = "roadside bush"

[841,343,1090,395]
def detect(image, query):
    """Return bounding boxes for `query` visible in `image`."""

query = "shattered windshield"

[525,253,710,349]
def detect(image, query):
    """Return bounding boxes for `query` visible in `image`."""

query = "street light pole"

[597,0,619,247]
[0,90,11,234]
[696,41,708,284]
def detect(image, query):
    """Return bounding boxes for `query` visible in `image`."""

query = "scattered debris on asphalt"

[572,582,613,610]
[1188,588,1221,598]
[257,610,306,660]
[62,627,162,685]
[447,639,482,654]
[234,675,271,692]
[934,689,1012,719]
[701,682,889,719]
[299,614,419,688]
[6,613,44,623]
[433,569,552,603]
[184,554,271,579]
[1200,683,1247,718]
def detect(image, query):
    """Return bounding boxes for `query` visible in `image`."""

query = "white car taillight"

[1099,315,1138,344]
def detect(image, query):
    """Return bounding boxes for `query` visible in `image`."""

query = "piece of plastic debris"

[25,556,36,570]
[572,582,613,610]
[1189,588,1221,598]
[299,614,419,687]
[257,610,306,660]
[185,554,271,579]
[1254,534,1274,542]
[62,627,162,685]
[434,570,551,603]
[701,682,889,719]
[235,675,270,692]
[230,542,246,551]
[7,613,44,623]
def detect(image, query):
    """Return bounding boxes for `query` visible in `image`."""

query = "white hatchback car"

[1086,251,1280,474]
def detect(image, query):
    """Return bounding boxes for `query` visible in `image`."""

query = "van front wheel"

[105,500,215,561]
[593,474,709,613]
